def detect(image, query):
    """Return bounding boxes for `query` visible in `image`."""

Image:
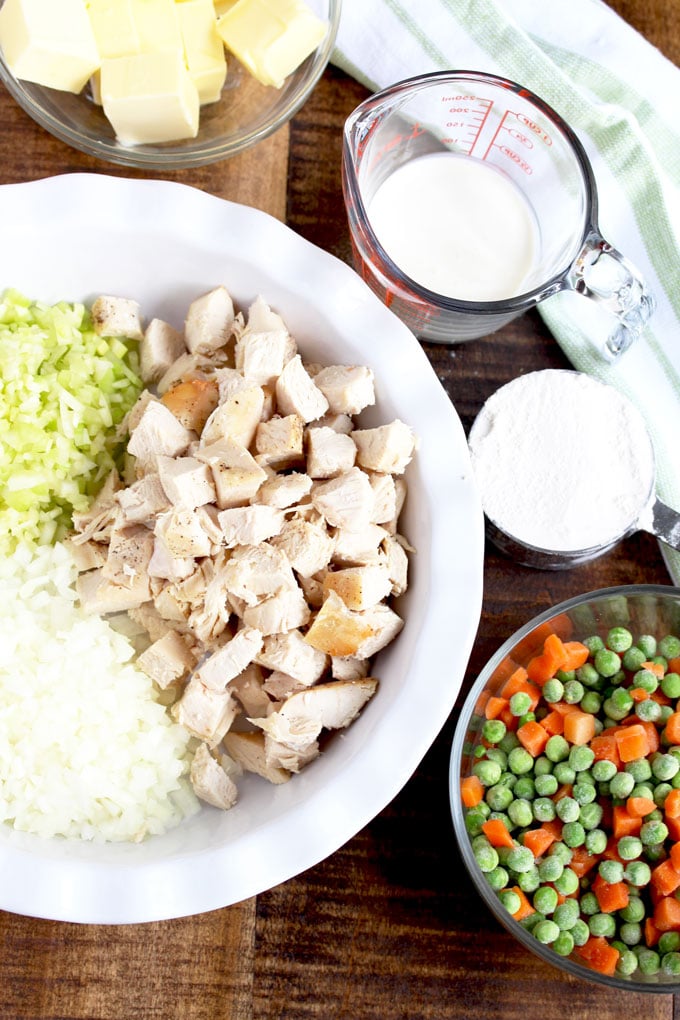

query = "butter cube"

[87,0,140,60]
[176,0,226,104]
[216,0,327,89]
[0,0,100,93]
[132,0,181,52]
[100,49,200,144]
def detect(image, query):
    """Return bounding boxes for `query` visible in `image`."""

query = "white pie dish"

[0,173,484,923]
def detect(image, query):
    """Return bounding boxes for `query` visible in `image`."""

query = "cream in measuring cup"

[342,71,655,357]
[468,369,680,569]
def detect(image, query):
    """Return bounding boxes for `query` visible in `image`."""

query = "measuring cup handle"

[640,497,680,552]
[567,230,656,358]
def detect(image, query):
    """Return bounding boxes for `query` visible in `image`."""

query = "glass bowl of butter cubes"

[0,0,339,169]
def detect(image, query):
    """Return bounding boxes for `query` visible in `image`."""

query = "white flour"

[468,370,655,552]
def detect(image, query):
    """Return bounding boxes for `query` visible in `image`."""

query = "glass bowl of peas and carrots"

[450,585,680,991]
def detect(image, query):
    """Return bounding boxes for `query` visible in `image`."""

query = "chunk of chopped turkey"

[228,662,273,717]
[313,365,375,416]
[76,567,151,615]
[201,386,265,449]
[101,521,155,589]
[254,413,305,469]
[197,437,267,509]
[137,630,196,689]
[64,536,108,572]
[116,473,171,525]
[331,655,370,681]
[275,354,329,423]
[262,669,306,701]
[221,543,297,606]
[195,626,263,691]
[270,517,334,578]
[155,506,216,559]
[223,731,290,784]
[251,678,378,750]
[311,467,375,531]
[217,505,285,547]
[368,472,397,525]
[256,471,313,508]
[323,564,392,611]
[331,523,390,566]
[91,294,144,340]
[172,677,238,745]
[351,420,416,475]
[154,584,191,624]
[380,534,410,596]
[264,734,320,773]
[184,286,235,354]
[139,318,186,384]
[190,742,238,810]
[127,400,194,475]
[305,426,356,479]
[161,378,219,433]
[128,602,185,644]
[241,586,311,635]
[304,590,403,658]
[157,455,216,509]
[256,629,328,685]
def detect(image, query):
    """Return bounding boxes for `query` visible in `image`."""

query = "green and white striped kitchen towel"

[333,0,680,582]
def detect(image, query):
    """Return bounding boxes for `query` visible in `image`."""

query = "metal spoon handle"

[641,497,680,551]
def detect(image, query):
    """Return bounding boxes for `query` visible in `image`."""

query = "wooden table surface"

[0,2,678,1018]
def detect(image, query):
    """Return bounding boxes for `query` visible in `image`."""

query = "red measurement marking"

[516,113,552,146]
[499,146,533,174]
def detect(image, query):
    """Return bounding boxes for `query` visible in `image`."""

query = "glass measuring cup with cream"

[342,71,655,357]
[468,370,680,569]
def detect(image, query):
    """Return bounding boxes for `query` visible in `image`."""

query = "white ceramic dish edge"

[0,174,485,923]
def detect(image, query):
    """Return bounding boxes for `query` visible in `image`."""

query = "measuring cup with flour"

[342,71,655,356]
[468,370,680,569]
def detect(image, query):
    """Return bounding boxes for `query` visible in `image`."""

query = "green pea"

[533,756,553,777]
[661,951,680,976]
[533,919,560,945]
[589,912,616,938]
[562,821,585,847]
[465,810,487,836]
[659,635,680,659]
[585,829,607,855]
[482,718,507,744]
[475,843,500,872]
[517,866,541,893]
[563,679,585,704]
[662,672,680,699]
[545,735,570,763]
[636,698,662,723]
[552,930,575,957]
[473,759,502,786]
[622,645,647,672]
[555,669,576,684]
[486,747,508,768]
[568,745,595,772]
[507,746,534,775]
[610,686,634,712]
[617,835,643,861]
[619,921,642,945]
[595,648,622,677]
[556,797,580,823]
[533,797,556,823]
[553,867,579,897]
[637,634,657,658]
[512,777,536,800]
[573,782,597,806]
[645,842,666,863]
[533,885,558,915]
[641,819,669,845]
[506,845,535,873]
[623,860,651,887]
[591,758,617,783]
[616,948,639,976]
[509,691,532,716]
[659,931,680,954]
[542,678,564,704]
[534,773,558,797]
[638,948,661,975]
[580,691,602,715]
[607,627,633,652]
[619,895,645,923]
[570,918,590,947]
[652,753,680,781]
[485,784,514,812]
[499,731,520,753]
[603,697,631,722]
[553,762,576,785]
[579,892,599,916]
[632,668,658,693]
[578,802,603,831]
[499,889,521,915]
[584,635,605,654]
[537,856,563,883]
[577,663,601,688]
[625,757,652,782]
[507,799,533,828]
[486,865,509,891]
[598,858,624,883]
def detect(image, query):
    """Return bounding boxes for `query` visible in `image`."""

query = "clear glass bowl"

[450,585,680,992]
[0,0,340,169]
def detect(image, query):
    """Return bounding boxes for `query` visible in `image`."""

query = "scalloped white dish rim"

[0,174,484,924]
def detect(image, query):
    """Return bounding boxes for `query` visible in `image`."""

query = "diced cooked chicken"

[197,437,267,509]
[275,355,329,423]
[217,505,285,547]
[331,655,370,681]
[254,413,305,469]
[128,602,185,644]
[262,669,305,701]
[172,677,238,745]
[221,543,297,606]
[195,626,263,691]
[223,730,290,784]
[147,539,196,582]
[76,567,152,615]
[246,294,288,334]
[313,365,375,416]
[155,506,216,559]
[156,352,222,395]
[256,629,328,685]
[241,587,311,635]
[256,471,313,508]
[234,305,297,386]
[308,412,353,435]
[64,536,108,571]
[368,472,397,525]
[190,742,238,810]
[380,534,410,596]
[305,592,402,660]
[161,378,219,433]
[127,400,194,475]
[140,318,186,384]
[264,735,320,773]
[305,426,356,479]
[101,521,155,589]
[91,294,144,339]
[297,571,326,609]
[270,517,334,578]
[351,420,416,475]
[71,469,121,540]
[213,367,252,403]
[332,523,389,566]
[184,286,235,354]
[201,386,265,449]
[116,473,171,525]
[136,630,196,689]
[251,678,378,750]
[323,564,392,611]
[157,455,216,508]
[311,467,375,531]
[154,585,191,624]
[228,662,273,717]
